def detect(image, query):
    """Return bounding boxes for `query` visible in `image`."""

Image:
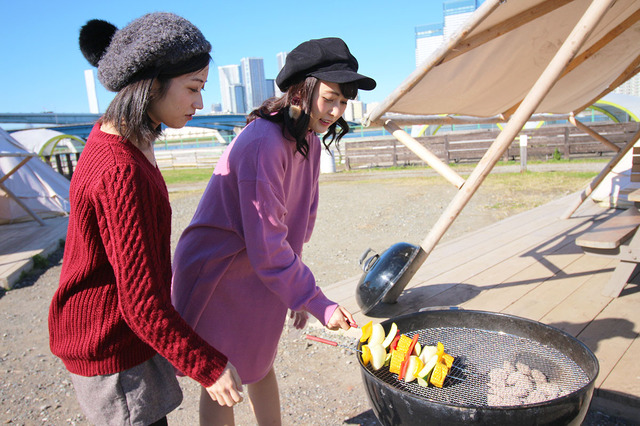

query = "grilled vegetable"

[369,343,387,371]
[395,334,413,353]
[419,345,437,364]
[369,323,386,345]
[360,321,373,343]
[442,353,454,369]
[429,361,449,388]
[390,334,401,351]
[381,322,398,348]
[389,334,412,374]
[404,355,424,382]
[361,344,372,366]
[398,334,420,381]
[417,354,438,382]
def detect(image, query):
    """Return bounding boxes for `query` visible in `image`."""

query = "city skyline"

[218,52,284,114]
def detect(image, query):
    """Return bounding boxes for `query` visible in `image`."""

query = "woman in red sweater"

[48,12,242,425]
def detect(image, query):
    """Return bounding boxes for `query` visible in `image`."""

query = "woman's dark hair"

[102,52,211,147]
[247,76,358,158]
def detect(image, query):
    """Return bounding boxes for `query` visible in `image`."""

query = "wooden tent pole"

[377,113,570,127]
[0,154,47,226]
[561,127,640,219]
[418,0,616,258]
[383,120,465,189]
[569,115,621,153]
[0,156,34,184]
[365,0,502,126]
[0,181,46,226]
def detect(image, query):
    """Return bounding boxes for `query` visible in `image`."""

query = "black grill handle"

[359,248,380,272]
[418,306,463,312]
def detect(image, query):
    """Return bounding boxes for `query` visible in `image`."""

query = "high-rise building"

[443,0,481,39]
[275,52,288,97]
[230,84,247,114]
[265,79,276,100]
[276,52,288,71]
[218,65,243,113]
[241,57,268,112]
[415,0,484,67]
[415,23,444,67]
[613,76,640,97]
[344,99,365,122]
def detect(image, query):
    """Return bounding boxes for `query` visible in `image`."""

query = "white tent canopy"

[363,0,640,275]
[0,128,70,225]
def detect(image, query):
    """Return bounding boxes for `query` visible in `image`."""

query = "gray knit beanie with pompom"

[79,12,211,92]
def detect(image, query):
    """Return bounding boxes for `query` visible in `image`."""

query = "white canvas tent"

[364,0,640,270]
[0,128,70,225]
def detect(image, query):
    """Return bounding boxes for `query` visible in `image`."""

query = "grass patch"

[478,171,598,212]
[160,161,603,189]
[31,254,49,269]
[161,168,213,185]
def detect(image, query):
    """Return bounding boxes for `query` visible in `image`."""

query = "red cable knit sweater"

[48,123,227,387]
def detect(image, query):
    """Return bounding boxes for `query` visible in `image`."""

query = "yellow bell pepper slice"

[360,321,373,343]
[436,342,444,357]
[361,344,372,366]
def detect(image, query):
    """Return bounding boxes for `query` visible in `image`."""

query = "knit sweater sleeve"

[94,164,227,387]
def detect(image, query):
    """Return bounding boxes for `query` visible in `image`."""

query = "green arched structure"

[38,134,86,159]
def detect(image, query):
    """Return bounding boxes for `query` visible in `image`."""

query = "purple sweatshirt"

[171,118,338,383]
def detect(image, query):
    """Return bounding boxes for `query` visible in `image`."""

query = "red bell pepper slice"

[390,333,401,351]
[398,333,420,381]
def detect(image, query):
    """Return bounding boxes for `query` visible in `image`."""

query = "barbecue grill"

[358,310,598,426]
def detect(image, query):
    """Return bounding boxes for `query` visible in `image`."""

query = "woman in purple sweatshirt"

[171,37,376,425]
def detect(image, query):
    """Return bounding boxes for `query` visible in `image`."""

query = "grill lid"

[355,242,424,314]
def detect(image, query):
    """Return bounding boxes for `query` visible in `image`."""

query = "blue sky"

[0,0,444,114]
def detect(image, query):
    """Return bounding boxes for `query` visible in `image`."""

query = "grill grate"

[364,327,590,407]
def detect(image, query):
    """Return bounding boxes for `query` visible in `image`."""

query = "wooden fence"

[154,147,225,170]
[45,147,225,179]
[339,122,640,170]
[44,122,639,177]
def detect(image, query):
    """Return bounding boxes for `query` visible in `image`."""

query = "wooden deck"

[323,193,640,422]
[0,216,68,289]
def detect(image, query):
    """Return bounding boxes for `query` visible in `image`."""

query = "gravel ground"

[0,163,635,425]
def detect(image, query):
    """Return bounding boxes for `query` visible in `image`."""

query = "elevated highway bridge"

[0,113,248,139]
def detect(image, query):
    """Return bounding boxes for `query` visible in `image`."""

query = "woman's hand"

[205,362,244,407]
[289,310,308,329]
[326,305,355,331]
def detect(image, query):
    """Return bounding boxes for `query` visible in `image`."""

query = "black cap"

[276,37,376,92]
